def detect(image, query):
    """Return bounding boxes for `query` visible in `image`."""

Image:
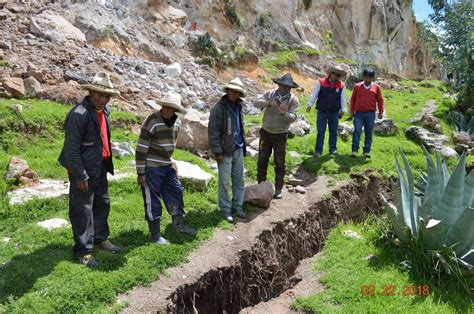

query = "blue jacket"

[58,96,114,181]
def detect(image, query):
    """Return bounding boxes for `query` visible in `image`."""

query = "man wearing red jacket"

[350,69,384,158]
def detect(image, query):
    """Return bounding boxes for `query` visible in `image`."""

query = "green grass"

[0,99,230,312]
[0,60,9,67]
[260,49,320,76]
[292,219,473,313]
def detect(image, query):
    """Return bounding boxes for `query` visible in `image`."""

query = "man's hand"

[137,175,146,187]
[171,161,178,175]
[268,99,278,108]
[277,104,287,115]
[378,113,383,119]
[216,155,224,163]
[350,112,355,119]
[306,106,312,113]
[76,179,89,192]
[338,111,344,119]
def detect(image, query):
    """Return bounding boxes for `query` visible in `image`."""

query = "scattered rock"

[164,62,182,77]
[420,113,443,134]
[7,179,69,205]
[438,146,458,159]
[374,118,397,135]
[161,5,188,24]
[111,142,135,158]
[1,77,25,98]
[0,86,13,98]
[455,144,469,155]
[289,151,301,159]
[405,126,448,150]
[295,185,306,194]
[453,131,471,146]
[43,80,86,105]
[244,181,274,208]
[23,76,43,98]
[249,138,260,151]
[175,160,213,189]
[2,237,10,243]
[246,147,258,158]
[343,230,362,239]
[289,117,310,136]
[287,174,304,186]
[37,218,68,231]
[194,100,206,110]
[176,108,209,153]
[6,156,29,180]
[287,185,295,192]
[338,122,354,141]
[8,103,22,114]
[245,125,260,143]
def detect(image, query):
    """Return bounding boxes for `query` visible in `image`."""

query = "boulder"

[1,77,25,98]
[420,113,443,134]
[7,179,69,205]
[30,10,86,42]
[249,138,259,151]
[374,118,397,135]
[175,160,213,189]
[295,185,306,194]
[8,104,22,114]
[246,147,258,158]
[37,218,68,231]
[23,76,43,98]
[405,126,448,150]
[453,131,471,146]
[162,5,188,24]
[338,122,354,141]
[455,143,469,155]
[176,108,209,152]
[244,181,274,208]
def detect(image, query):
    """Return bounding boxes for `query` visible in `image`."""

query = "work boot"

[77,254,98,267]
[99,240,121,253]
[235,208,247,219]
[148,219,169,245]
[172,215,196,236]
[273,187,283,199]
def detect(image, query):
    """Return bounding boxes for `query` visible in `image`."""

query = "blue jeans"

[141,165,185,222]
[352,112,375,153]
[315,111,339,154]
[218,148,245,215]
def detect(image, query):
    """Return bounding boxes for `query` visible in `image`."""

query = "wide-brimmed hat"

[81,72,120,96]
[325,65,347,78]
[222,77,246,97]
[272,73,299,88]
[156,91,187,114]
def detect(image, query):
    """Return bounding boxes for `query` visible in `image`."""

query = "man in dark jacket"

[58,72,121,267]
[208,78,247,222]
[306,65,347,157]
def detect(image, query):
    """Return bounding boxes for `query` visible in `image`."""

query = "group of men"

[59,66,384,266]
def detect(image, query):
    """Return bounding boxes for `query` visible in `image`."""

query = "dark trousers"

[68,164,110,257]
[257,128,287,190]
[140,165,185,222]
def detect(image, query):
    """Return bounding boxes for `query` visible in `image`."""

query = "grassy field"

[292,219,473,313]
[0,80,472,312]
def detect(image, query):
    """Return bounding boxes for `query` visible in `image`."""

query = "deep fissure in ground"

[168,175,392,313]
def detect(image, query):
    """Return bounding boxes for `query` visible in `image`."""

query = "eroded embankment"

[166,175,392,313]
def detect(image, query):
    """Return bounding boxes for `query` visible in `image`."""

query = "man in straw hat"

[254,73,300,199]
[59,72,121,267]
[135,91,196,245]
[306,64,347,157]
[349,69,384,158]
[208,78,247,223]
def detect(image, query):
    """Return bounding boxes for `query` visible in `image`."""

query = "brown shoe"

[99,240,121,253]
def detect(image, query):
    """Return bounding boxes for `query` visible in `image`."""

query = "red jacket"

[350,82,384,114]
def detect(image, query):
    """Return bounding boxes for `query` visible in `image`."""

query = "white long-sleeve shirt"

[307,80,346,112]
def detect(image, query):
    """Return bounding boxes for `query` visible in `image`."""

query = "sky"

[412,0,434,22]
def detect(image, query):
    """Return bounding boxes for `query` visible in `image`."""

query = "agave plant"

[381,146,474,273]
[197,32,214,49]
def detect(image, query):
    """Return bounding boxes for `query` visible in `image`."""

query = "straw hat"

[325,65,347,78]
[272,73,299,88]
[81,72,120,96]
[156,91,187,114]
[222,77,246,97]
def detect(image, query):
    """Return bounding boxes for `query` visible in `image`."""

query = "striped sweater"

[135,112,181,175]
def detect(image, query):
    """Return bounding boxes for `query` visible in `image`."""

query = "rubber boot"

[171,215,196,236]
[147,219,168,245]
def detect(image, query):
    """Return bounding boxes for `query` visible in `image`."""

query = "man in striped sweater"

[135,91,196,245]
[349,69,384,158]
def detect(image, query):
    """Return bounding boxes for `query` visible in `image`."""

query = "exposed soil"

[118,174,392,313]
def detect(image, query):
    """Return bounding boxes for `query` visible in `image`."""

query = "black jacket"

[58,96,114,180]
[208,96,247,157]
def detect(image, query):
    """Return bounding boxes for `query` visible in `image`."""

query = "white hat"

[81,72,120,96]
[325,65,347,79]
[156,91,187,114]
[222,77,246,97]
